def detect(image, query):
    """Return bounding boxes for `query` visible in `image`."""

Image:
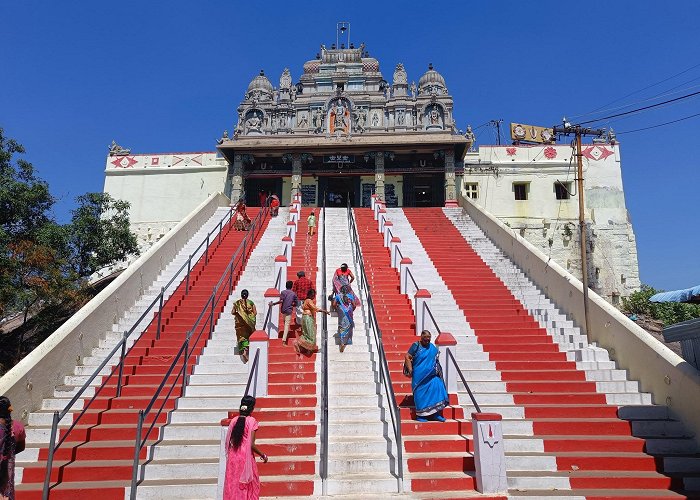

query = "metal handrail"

[446,349,482,413]
[41,205,238,499]
[244,348,261,397]
[404,266,419,292]
[422,301,442,334]
[347,205,404,491]
[126,205,269,499]
[320,193,330,494]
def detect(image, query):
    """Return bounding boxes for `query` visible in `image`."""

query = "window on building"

[513,182,528,201]
[555,181,572,200]
[464,182,478,199]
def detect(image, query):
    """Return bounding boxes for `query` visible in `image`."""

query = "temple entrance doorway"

[245,177,284,206]
[317,176,361,207]
[402,173,444,207]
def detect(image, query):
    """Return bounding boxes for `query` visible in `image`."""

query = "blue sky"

[1,1,699,291]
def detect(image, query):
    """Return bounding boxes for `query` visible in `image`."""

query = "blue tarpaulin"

[650,285,700,304]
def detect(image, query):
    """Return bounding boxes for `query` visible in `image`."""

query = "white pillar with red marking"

[471,412,508,494]
[248,330,269,396]
[264,288,281,338]
[373,201,382,221]
[399,257,413,295]
[414,289,432,335]
[370,193,379,211]
[274,255,288,291]
[289,207,299,225]
[383,220,394,247]
[286,221,296,246]
[390,237,401,269]
[435,332,458,393]
[282,236,293,263]
[377,208,387,233]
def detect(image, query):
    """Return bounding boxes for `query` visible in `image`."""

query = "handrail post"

[156,287,164,340]
[377,208,387,233]
[41,411,59,500]
[130,410,145,499]
[228,260,234,294]
[282,235,293,263]
[242,239,247,264]
[185,255,192,295]
[274,255,288,291]
[218,220,223,245]
[264,289,281,338]
[248,331,269,396]
[205,233,210,264]
[399,258,413,295]
[390,237,401,268]
[182,334,190,396]
[116,333,128,398]
[435,332,458,393]
[472,412,508,494]
[209,293,216,336]
[383,220,394,248]
[414,289,432,335]
[286,221,297,246]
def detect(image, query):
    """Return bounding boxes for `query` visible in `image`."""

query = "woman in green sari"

[294,289,329,354]
[232,289,257,363]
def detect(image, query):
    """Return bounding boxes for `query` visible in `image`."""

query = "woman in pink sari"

[224,395,268,500]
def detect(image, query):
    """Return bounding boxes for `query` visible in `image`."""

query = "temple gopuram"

[218,44,466,209]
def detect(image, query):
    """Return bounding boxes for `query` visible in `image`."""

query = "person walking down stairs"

[223,396,268,500]
[404,330,449,422]
[232,289,257,363]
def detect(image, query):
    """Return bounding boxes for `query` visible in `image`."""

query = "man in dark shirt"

[270,280,298,344]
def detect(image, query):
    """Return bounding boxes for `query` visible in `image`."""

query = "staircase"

[402,207,700,498]
[353,208,490,499]
[132,208,292,498]
[17,208,267,499]
[323,208,399,496]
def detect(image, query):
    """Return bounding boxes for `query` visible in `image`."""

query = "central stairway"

[323,208,399,496]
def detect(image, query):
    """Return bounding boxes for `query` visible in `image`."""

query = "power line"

[578,90,700,125]
[570,61,700,119]
[568,80,700,123]
[617,111,700,134]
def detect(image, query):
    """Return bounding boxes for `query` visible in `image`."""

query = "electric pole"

[552,120,605,336]
[490,119,504,145]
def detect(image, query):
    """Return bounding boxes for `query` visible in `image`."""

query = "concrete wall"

[458,194,700,445]
[460,143,640,302]
[0,192,231,423]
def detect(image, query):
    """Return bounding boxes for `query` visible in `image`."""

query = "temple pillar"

[375,152,385,203]
[291,154,302,200]
[444,149,458,207]
[230,154,244,203]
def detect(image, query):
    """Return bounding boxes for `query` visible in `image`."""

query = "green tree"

[0,128,58,318]
[65,192,140,278]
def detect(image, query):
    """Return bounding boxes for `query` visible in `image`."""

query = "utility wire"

[570,61,700,119]
[578,90,700,125]
[617,111,700,134]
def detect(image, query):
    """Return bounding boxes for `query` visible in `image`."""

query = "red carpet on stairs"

[404,207,693,498]
[223,207,320,497]
[19,210,268,499]
[353,208,485,497]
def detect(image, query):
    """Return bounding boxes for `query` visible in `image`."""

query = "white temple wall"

[459,143,640,303]
[103,152,227,251]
